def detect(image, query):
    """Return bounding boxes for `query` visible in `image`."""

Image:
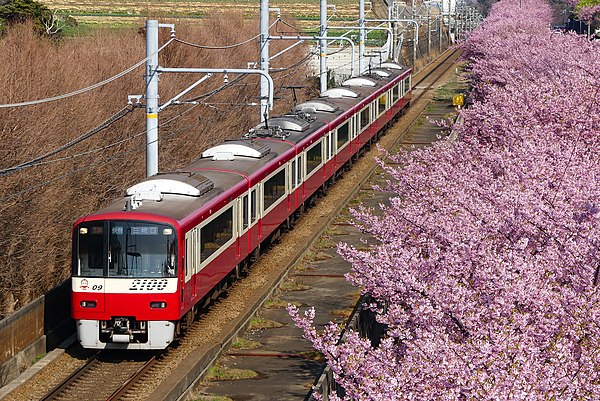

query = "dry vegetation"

[0,14,315,319]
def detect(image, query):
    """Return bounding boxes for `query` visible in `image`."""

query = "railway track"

[39,351,158,401]
[161,48,464,401]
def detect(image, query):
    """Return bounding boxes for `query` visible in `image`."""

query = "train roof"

[82,62,410,227]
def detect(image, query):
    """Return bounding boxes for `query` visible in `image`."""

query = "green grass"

[248,317,285,330]
[330,307,353,319]
[264,298,302,309]
[31,353,47,364]
[313,235,335,250]
[280,280,310,291]
[206,364,258,381]
[432,79,469,102]
[192,395,234,401]
[231,338,262,350]
[298,350,326,362]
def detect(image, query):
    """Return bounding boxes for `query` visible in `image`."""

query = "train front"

[71,217,179,349]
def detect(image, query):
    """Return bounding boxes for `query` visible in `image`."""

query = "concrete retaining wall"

[0,280,73,387]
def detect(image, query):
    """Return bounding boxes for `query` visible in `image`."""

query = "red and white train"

[71,62,412,349]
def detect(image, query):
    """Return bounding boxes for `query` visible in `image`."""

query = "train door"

[371,100,378,135]
[238,194,249,255]
[377,92,388,123]
[289,159,296,210]
[192,227,199,299]
[256,184,263,239]
[297,156,303,198]
[183,231,194,308]
[324,132,333,178]
[184,228,198,303]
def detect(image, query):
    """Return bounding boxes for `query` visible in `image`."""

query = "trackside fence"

[307,294,386,401]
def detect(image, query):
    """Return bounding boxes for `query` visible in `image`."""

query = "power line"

[0,66,255,175]
[173,19,280,50]
[0,105,135,177]
[0,38,175,109]
[183,74,247,103]
[0,101,215,202]
[0,21,313,195]
[0,100,206,172]
[0,72,281,201]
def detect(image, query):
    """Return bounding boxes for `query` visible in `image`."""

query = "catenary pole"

[260,0,270,123]
[359,0,366,74]
[144,20,174,177]
[145,20,159,177]
[320,0,328,93]
[271,35,356,77]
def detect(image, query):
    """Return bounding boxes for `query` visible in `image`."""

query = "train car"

[71,62,412,349]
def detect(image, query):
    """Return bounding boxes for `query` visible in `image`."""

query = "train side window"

[250,188,257,224]
[306,141,323,175]
[360,107,370,131]
[337,121,349,149]
[242,194,249,230]
[297,156,303,186]
[200,207,233,262]
[291,159,297,189]
[378,94,387,116]
[263,168,286,210]
[404,76,411,93]
[393,84,400,103]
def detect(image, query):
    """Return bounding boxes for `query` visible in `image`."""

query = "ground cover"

[38,0,362,28]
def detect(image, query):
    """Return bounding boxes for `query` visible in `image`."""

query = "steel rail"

[106,355,157,401]
[39,353,100,401]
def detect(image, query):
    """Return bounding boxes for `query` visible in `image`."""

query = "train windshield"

[74,221,177,278]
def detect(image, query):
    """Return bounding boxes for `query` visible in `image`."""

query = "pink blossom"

[290,0,600,398]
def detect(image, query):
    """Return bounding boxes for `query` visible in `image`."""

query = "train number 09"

[92,284,103,290]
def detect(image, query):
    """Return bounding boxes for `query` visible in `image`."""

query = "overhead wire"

[0,18,315,196]
[0,51,254,177]
[0,73,255,194]
[3,101,201,171]
[0,83,227,174]
[173,19,279,50]
[0,105,135,177]
[0,108,192,202]
[0,38,175,109]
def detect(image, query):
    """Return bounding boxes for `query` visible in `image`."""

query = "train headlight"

[80,300,97,308]
[150,301,167,309]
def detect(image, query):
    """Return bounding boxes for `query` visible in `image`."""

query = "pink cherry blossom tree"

[290,0,600,399]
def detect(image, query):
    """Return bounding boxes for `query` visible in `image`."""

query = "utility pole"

[427,9,431,58]
[439,15,443,52]
[141,20,273,177]
[320,0,328,93]
[145,20,159,177]
[260,0,270,123]
[366,18,419,68]
[359,0,366,74]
